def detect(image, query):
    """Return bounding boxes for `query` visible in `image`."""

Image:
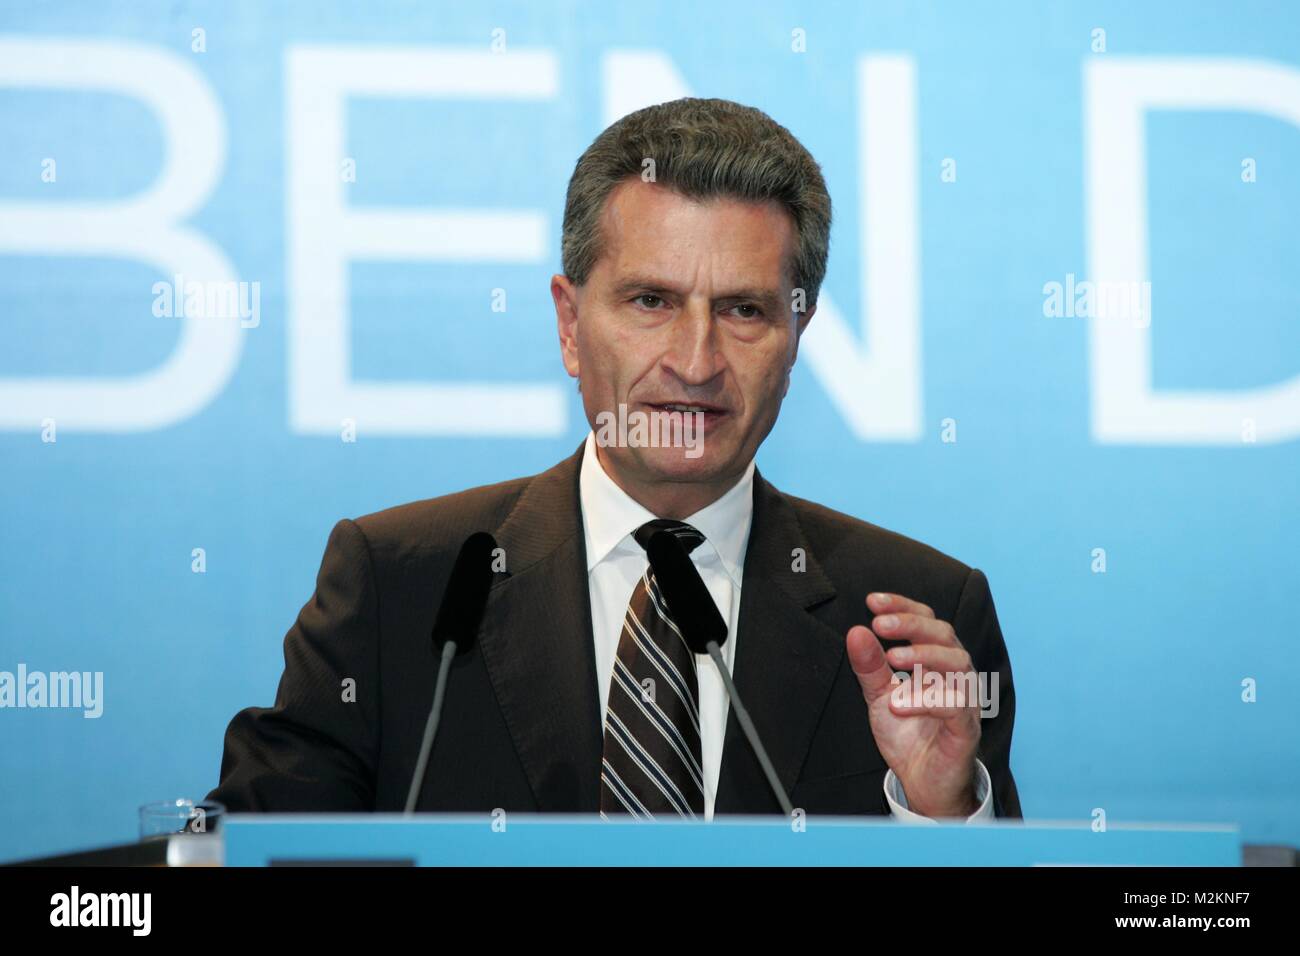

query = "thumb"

[847,624,896,705]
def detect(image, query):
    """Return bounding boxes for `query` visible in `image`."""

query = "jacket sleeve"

[953,567,1022,818]
[206,518,382,811]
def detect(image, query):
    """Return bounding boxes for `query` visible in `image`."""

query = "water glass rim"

[139,798,225,817]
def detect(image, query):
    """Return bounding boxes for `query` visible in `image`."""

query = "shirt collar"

[578,430,754,587]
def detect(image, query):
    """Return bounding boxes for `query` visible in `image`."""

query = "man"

[209,97,1021,822]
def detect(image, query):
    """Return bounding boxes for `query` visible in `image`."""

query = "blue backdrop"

[1,0,1297,862]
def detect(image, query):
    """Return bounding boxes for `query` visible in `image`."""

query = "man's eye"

[730,303,762,319]
[634,294,665,309]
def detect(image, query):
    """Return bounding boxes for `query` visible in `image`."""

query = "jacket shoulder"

[778,490,974,595]
[348,473,533,562]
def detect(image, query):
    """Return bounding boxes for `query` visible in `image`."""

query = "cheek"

[733,341,794,408]
[595,318,668,387]
[577,320,619,376]
[578,325,641,399]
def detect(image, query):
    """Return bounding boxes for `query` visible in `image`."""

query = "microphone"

[403,531,498,814]
[644,530,795,817]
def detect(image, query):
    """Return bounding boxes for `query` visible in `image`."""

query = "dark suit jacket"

[208,440,1021,818]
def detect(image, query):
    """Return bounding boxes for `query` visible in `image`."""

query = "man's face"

[553,177,814,505]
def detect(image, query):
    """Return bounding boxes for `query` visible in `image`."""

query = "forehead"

[594,178,796,287]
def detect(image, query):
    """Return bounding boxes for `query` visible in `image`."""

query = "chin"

[632,444,735,483]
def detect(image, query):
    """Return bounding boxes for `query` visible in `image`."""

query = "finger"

[871,611,960,647]
[846,624,895,703]
[867,592,934,619]
[890,697,980,721]
[885,643,972,674]
[888,677,982,719]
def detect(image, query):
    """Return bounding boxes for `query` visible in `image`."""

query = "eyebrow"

[610,276,786,313]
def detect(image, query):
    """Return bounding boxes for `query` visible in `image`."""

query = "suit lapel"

[475,441,604,812]
[715,470,845,813]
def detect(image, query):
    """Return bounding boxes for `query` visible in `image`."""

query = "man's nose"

[661,300,723,387]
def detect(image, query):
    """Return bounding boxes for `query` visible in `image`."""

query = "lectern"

[219,814,1240,866]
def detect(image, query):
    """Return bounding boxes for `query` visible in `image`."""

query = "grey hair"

[560,97,832,310]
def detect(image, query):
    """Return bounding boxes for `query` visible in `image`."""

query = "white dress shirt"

[578,431,994,822]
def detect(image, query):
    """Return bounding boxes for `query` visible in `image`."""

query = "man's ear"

[796,302,816,338]
[791,302,816,361]
[551,274,581,380]
[784,303,816,397]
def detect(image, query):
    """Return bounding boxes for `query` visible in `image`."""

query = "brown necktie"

[600,519,707,819]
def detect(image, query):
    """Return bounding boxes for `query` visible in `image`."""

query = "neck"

[593,444,744,519]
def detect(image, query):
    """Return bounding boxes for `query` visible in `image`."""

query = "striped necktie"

[600,519,708,819]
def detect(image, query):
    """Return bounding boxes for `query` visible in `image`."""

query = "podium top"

[220,814,1240,867]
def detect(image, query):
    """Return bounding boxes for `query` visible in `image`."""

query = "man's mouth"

[639,402,729,442]
[645,402,726,415]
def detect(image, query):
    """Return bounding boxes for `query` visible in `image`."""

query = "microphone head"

[645,529,728,654]
[431,531,498,655]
